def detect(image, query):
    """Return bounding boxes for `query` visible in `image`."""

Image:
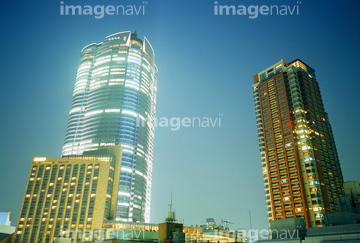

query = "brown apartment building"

[252,59,343,228]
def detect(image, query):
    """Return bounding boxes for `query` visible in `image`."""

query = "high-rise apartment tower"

[253,59,343,227]
[62,31,157,223]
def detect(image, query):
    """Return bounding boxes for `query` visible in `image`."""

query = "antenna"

[169,192,173,212]
[165,193,176,223]
[221,219,234,230]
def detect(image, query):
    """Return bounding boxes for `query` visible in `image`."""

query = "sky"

[0,0,360,233]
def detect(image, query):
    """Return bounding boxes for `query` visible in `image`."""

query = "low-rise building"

[13,145,122,243]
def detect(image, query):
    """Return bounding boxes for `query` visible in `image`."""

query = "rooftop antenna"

[221,219,234,230]
[169,192,173,212]
[165,193,176,223]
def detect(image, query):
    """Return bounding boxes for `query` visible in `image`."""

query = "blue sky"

[0,0,360,232]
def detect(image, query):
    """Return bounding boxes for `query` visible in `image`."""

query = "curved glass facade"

[62,31,157,223]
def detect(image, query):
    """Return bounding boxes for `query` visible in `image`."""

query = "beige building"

[13,145,122,243]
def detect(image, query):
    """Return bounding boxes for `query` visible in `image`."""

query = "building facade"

[0,213,12,227]
[337,181,360,214]
[0,212,15,243]
[61,31,158,223]
[14,145,122,243]
[205,218,215,230]
[253,59,343,227]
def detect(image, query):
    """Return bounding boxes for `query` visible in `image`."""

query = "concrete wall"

[324,212,360,226]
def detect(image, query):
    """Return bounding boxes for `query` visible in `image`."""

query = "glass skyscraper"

[253,59,343,227]
[62,31,157,223]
